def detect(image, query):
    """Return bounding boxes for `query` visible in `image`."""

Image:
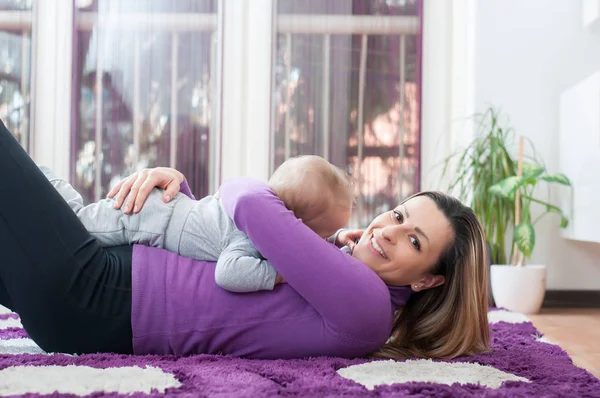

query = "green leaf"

[489,176,527,199]
[548,205,569,228]
[515,223,535,258]
[522,194,570,228]
[521,162,545,180]
[560,216,569,228]
[541,173,571,186]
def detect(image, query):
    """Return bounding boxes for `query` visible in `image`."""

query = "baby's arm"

[215,229,279,293]
[328,229,363,250]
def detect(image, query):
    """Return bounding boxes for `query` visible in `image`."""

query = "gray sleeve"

[39,165,84,214]
[215,230,277,293]
[75,189,173,248]
[327,229,345,246]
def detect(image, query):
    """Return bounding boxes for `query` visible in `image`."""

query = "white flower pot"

[490,264,547,314]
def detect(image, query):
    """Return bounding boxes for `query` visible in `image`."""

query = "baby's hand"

[337,229,364,250]
[275,273,286,285]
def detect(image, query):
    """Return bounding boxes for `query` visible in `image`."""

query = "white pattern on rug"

[534,334,556,345]
[0,365,182,396]
[0,338,45,355]
[337,359,529,390]
[488,310,529,324]
[0,317,22,330]
[0,305,536,395]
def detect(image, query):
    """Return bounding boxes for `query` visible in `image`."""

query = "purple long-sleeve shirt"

[131,177,412,359]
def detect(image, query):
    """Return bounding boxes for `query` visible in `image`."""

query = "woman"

[0,121,489,359]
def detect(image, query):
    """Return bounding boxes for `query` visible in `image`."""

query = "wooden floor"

[528,308,600,378]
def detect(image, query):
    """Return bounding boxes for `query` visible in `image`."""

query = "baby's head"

[268,155,355,239]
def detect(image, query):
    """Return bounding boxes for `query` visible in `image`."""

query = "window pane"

[0,30,31,149]
[76,0,216,13]
[273,0,421,227]
[72,0,218,203]
[0,0,32,11]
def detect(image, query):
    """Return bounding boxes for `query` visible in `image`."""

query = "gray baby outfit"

[39,166,276,292]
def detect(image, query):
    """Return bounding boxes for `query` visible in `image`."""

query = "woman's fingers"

[132,168,182,212]
[111,174,137,210]
[349,230,364,240]
[123,170,148,214]
[132,178,158,213]
[106,178,125,199]
[162,179,181,203]
[339,229,364,249]
[106,167,184,213]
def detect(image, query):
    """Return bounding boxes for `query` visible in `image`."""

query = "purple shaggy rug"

[0,307,598,397]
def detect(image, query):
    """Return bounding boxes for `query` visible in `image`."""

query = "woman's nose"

[381,224,403,243]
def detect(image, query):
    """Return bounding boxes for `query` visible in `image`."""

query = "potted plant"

[442,107,518,266]
[442,107,572,313]
[488,137,571,314]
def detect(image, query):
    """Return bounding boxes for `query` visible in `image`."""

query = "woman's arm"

[219,177,392,343]
[178,179,195,200]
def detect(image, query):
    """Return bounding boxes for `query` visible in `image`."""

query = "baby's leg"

[38,166,178,248]
[38,165,84,213]
[75,189,179,248]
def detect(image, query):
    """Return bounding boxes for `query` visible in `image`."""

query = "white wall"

[474,0,600,290]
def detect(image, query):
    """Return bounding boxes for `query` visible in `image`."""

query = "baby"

[41,155,355,293]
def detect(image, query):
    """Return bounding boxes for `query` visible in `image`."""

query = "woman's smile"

[369,234,388,259]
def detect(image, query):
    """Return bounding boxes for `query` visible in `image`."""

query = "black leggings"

[0,120,134,354]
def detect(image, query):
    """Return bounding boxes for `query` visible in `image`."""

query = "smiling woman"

[100,165,492,361]
[353,194,452,289]
[108,164,491,361]
[369,191,491,359]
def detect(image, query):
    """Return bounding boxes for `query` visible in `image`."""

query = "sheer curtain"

[0,0,32,150]
[273,0,421,227]
[71,0,218,203]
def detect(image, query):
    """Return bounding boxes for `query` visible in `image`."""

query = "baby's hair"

[268,155,355,225]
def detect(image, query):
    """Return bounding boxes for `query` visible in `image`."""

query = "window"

[273,0,421,226]
[72,0,218,202]
[0,0,32,149]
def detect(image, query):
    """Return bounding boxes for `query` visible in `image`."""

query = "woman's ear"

[411,274,445,292]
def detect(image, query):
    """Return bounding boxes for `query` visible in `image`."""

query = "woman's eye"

[410,236,421,251]
[393,210,403,223]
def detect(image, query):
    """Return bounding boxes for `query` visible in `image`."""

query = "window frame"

[23,0,474,201]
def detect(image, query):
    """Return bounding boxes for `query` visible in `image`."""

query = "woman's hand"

[336,229,364,250]
[107,167,184,214]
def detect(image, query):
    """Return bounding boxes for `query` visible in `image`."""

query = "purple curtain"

[71,0,216,203]
[273,0,422,227]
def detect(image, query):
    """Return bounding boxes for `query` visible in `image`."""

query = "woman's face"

[352,195,453,289]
